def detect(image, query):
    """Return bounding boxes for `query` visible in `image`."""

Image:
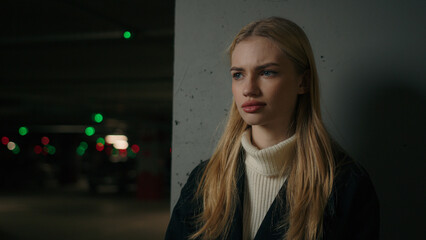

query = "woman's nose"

[243,75,260,97]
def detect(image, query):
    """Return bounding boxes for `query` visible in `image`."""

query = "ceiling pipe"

[0,30,126,44]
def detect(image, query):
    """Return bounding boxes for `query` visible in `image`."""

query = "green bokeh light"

[128,150,136,159]
[48,145,56,155]
[112,148,118,156]
[12,145,20,154]
[80,141,88,150]
[123,31,131,39]
[96,137,105,145]
[19,126,28,136]
[76,146,85,156]
[93,113,103,123]
[85,127,95,136]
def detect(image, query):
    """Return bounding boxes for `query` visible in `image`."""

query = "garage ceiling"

[0,0,175,133]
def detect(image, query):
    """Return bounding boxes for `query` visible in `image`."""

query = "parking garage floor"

[0,190,170,240]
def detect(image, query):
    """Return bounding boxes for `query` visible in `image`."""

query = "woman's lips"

[241,101,266,113]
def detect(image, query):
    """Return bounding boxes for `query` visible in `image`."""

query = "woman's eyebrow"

[230,62,280,72]
[255,62,280,70]
[230,66,244,72]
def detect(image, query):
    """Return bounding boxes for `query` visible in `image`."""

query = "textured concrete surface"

[172,1,426,239]
[0,192,169,240]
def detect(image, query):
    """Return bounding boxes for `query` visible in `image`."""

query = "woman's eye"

[232,72,243,80]
[262,70,276,77]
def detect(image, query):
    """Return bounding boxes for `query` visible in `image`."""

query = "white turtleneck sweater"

[241,130,296,240]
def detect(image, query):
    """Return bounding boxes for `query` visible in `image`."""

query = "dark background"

[0,1,174,239]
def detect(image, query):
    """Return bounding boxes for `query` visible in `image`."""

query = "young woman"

[166,17,379,240]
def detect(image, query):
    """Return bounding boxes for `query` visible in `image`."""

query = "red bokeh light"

[105,146,112,155]
[96,143,104,151]
[1,137,9,145]
[41,147,48,155]
[34,145,42,154]
[41,136,50,145]
[131,144,140,153]
[119,149,127,157]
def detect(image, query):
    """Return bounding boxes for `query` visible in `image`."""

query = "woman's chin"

[241,118,264,126]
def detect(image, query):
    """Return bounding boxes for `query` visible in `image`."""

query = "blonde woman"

[166,17,379,240]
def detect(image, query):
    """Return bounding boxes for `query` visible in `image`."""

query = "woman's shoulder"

[331,145,375,190]
[165,161,209,239]
[328,142,379,214]
[175,160,209,206]
[324,144,380,239]
[184,160,209,188]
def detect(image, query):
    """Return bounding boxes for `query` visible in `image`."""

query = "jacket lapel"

[227,152,246,240]
[253,182,288,240]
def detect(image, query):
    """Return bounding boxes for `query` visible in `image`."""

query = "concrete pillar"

[172,1,426,239]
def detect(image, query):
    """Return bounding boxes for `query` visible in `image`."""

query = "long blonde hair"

[191,17,335,240]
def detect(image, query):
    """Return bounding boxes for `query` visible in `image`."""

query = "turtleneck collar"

[241,129,296,176]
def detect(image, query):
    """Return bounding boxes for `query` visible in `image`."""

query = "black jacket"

[165,149,380,239]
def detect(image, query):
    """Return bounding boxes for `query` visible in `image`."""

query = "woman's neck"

[251,125,293,149]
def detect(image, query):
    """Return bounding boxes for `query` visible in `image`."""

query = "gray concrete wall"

[172,1,426,239]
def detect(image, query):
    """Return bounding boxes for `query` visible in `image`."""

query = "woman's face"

[231,36,306,130]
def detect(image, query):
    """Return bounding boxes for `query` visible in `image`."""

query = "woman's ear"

[297,70,310,94]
